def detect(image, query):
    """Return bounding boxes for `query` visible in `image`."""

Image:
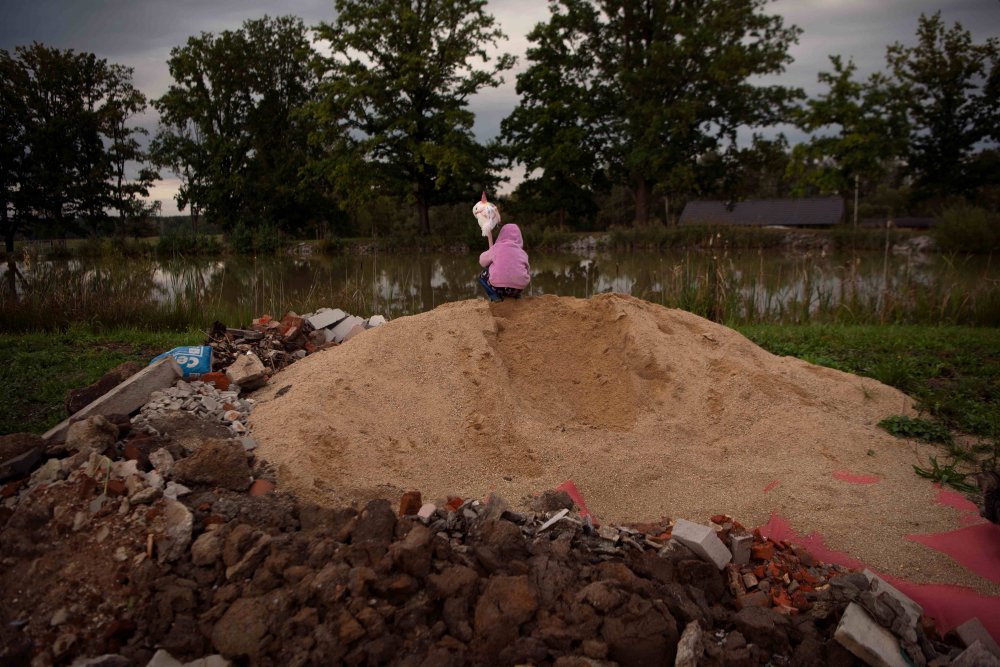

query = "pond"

[5,247,1000,328]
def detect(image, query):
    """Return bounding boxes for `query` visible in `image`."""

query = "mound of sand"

[251,293,995,593]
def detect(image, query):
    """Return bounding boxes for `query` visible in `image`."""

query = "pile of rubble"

[2,420,999,665]
[207,307,386,379]
[2,313,999,666]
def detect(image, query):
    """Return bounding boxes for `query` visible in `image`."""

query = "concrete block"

[44,357,182,443]
[366,314,387,328]
[834,602,908,667]
[952,641,1000,667]
[954,618,1000,658]
[225,353,267,390]
[863,570,923,628]
[671,519,732,570]
[330,315,365,343]
[342,323,367,343]
[307,308,347,331]
[730,532,753,566]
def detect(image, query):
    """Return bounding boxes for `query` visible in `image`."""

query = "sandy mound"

[251,293,995,593]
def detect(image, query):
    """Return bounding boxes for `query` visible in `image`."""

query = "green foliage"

[739,324,1000,438]
[886,13,1000,199]
[878,415,953,444]
[790,57,907,203]
[156,231,223,256]
[228,221,283,255]
[504,0,802,225]
[913,456,978,493]
[152,16,326,234]
[312,0,514,235]
[933,205,1000,253]
[0,44,157,250]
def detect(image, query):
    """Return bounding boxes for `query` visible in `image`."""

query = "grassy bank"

[0,326,198,435]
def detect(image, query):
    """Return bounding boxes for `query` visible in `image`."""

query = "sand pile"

[251,293,993,592]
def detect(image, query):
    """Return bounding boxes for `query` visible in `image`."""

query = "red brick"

[399,491,422,516]
[106,479,127,496]
[249,480,275,497]
[445,496,464,512]
[201,372,230,391]
[751,543,774,561]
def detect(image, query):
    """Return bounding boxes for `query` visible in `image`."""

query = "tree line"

[2,1,998,249]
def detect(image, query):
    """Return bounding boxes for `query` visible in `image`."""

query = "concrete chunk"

[44,357,182,443]
[954,618,1000,658]
[225,353,267,390]
[366,315,387,328]
[671,519,732,569]
[952,641,1000,667]
[730,532,753,566]
[863,570,923,628]
[307,308,347,330]
[834,602,908,667]
[342,323,367,343]
[329,315,365,343]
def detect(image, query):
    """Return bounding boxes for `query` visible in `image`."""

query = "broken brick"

[399,491,422,516]
[249,480,275,497]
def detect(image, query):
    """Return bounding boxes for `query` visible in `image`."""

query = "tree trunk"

[2,206,14,254]
[415,183,431,235]
[634,177,652,226]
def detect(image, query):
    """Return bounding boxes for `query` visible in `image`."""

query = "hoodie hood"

[495,224,523,248]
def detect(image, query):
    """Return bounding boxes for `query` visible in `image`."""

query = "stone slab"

[834,602,908,667]
[952,641,1000,667]
[330,315,365,343]
[954,618,1000,658]
[44,357,182,444]
[342,323,367,343]
[672,518,732,570]
[307,308,347,331]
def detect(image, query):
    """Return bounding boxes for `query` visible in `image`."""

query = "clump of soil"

[251,294,993,593]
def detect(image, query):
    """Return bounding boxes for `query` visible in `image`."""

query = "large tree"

[313,0,514,235]
[886,12,1000,199]
[153,16,323,231]
[0,44,154,242]
[788,56,908,211]
[505,0,801,226]
[501,0,605,228]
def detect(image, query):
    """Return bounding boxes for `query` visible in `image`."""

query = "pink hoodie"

[479,224,530,289]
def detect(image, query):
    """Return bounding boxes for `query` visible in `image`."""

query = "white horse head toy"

[472,192,501,237]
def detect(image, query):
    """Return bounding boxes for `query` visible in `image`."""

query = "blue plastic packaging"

[150,346,213,377]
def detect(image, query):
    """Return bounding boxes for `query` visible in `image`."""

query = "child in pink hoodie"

[478,223,530,302]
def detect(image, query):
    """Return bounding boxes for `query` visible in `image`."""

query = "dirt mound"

[250,294,991,593]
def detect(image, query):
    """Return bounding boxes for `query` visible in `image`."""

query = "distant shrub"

[157,231,223,256]
[934,205,1000,254]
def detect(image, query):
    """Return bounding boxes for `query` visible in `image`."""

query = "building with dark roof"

[679,197,845,228]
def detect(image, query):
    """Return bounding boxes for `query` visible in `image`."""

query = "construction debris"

[0,364,990,666]
[206,306,387,385]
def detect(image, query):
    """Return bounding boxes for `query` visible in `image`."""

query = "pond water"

[9,247,1000,326]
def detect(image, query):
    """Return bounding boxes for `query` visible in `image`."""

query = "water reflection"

[7,248,999,327]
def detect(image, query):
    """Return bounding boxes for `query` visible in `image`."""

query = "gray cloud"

[2,0,997,213]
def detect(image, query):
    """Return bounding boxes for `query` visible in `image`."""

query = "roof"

[679,197,845,227]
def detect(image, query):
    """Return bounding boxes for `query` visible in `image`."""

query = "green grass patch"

[878,415,953,444]
[0,326,199,435]
[736,323,1000,439]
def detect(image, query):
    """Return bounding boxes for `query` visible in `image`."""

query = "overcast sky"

[2,0,998,214]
